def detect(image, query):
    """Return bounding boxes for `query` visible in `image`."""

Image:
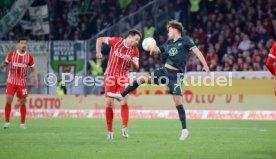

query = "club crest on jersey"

[13,63,27,67]
[169,47,178,56]
[114,51,130,60]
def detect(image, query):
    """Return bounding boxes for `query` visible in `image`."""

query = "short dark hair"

[167,20,184,35]
[18,37,28,42]
[128,29,142,39]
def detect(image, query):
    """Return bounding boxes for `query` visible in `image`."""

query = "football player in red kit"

[96,30,141,140]
[0,38,38,129]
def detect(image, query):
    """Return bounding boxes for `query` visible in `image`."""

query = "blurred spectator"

[88,55,103,75]
[238,34,251,51]
[143,20,155,38]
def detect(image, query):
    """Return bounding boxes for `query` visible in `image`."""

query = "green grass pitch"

[0,118,276,159]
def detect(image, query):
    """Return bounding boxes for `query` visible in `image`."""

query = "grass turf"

[0,118,275,159]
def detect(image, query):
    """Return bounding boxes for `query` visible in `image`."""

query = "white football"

[142,37,156,52]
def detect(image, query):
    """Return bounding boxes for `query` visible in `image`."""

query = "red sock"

[105,107,113,132]
[5,103,11,123]
[121,104,129,128]
[20,105,27,124]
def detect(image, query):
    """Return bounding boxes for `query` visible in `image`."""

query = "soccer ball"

[142,37,156,52]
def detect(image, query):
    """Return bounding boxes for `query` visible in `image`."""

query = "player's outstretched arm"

[96,37,109,59]
[0,61,8,69]
[30,67,38,88]
[191,47,210,73]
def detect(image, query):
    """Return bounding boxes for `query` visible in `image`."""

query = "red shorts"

[104,76,129,97]
[6,83,28,99]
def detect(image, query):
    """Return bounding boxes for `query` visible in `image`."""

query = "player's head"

[18,37,28,52]
[167,20,184,40]
[126,29,142,47]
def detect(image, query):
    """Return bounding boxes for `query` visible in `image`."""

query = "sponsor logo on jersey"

[114,50,130,60]
[13,63,27,67]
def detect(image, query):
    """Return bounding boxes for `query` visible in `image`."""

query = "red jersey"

[269,42,276,59]
[105,37,139,76]
[5,50,35,86]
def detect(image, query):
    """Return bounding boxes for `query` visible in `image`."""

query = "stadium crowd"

[140,0,276,72]
[1,0,276,73]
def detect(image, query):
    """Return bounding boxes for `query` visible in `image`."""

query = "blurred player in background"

[108,20,209,141]
[0,38,38,129]
[266,41,276,95]
[96,30,141,140]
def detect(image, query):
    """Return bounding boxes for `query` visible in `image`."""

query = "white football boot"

[107,92,124,101]
[179,129,189,141]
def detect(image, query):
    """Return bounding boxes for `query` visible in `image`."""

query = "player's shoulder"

[181,36,193,42]
[271,41,276,55]
[182,36,196,45]
[8,50,17,54]
[109,37,123,41]
[26,51,33,55]
[272,41,276,48]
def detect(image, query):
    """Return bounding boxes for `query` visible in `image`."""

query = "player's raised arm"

[0,61,8,69]
[126,47,139,70]
[96,37,109,59]
[1,51,12,69]
[29,54,38,88]
[191,47,210,73]
[30,67,38,88]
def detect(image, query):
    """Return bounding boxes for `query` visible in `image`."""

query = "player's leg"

[104,76,116,140]
[120,96,129,138]
[17,85,28,129]
[18,98,27,129]
[118,76,130,138]
[168,71,188,141]
[3,83,16,129]
[105,97,115,139]
[107,73,151,100]
[173,95,188,141]
[108,67,168,100]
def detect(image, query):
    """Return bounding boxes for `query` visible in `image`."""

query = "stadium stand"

[0,0,276,74]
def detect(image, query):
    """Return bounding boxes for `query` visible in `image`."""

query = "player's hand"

[202,65,210,74]
[34,79,39,88]
[125,55,132,61]
[0,63,6,72]
[0,63,5,69]
[150,45,158,56]
[96,52,103,59]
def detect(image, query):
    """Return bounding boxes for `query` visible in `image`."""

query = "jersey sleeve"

[186,37,197,51]
[133,47,139,58]
[107,37,121,46]
[29,54,35,67]
[158,41,167,53]
[5,51,13,63]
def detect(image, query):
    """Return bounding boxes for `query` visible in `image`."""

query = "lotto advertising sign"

[0,79,275,120]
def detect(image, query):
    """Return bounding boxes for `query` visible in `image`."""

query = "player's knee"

[106,100,114,107]
[6,97,13,104]
[173,96,183,106]
[19,99,27,105]
[121,100,127,105]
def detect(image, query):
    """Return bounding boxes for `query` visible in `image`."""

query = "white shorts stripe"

[268,53,276,59]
